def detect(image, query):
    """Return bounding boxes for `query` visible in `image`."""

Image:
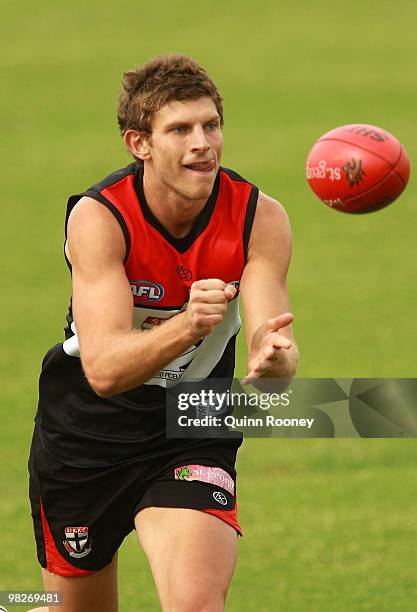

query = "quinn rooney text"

[177,415,315,429]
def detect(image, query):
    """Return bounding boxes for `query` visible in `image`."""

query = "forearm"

[82,312,200,397]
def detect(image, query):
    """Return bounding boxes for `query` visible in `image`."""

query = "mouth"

[183,159,216,174]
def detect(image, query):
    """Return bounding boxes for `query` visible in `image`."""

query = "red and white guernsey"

[35,163,258,466]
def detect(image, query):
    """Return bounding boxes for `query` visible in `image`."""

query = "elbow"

[87,374,119,398]
[83,361,119,398]
[83,362,148,398]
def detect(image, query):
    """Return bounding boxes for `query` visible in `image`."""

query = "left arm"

[240,191,299,384]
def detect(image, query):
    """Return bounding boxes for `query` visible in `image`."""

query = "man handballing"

[28,54,298,612]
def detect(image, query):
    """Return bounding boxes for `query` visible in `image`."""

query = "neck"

[142,169,209,238]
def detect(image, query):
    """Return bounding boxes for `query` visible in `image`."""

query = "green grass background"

[1,0,416,610]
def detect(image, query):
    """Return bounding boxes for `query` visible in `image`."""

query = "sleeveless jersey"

[35,163,258,467]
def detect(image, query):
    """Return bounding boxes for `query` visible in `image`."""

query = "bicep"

[240,192,293,347]
[67,197,133,361]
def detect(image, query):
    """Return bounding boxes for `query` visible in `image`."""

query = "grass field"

[1,1,416,610]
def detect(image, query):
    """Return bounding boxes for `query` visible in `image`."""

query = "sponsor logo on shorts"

[213,491,228,505]
[174,465,234,495]
[63,527,92,559]
[175,466,193,480]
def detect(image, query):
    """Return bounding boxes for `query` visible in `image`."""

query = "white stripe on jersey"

[62,297,241,388]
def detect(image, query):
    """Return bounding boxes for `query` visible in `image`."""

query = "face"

[141,96,223,201]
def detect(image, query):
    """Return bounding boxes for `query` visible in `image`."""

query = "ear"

[123,129,152,161]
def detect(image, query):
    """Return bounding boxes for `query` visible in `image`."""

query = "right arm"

[67,197,235,397]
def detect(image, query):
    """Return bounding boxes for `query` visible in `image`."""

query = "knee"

[169,586,226,612]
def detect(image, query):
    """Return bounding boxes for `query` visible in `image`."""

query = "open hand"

[242,312,293,383]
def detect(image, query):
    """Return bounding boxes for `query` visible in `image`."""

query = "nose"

[190,125,210,153]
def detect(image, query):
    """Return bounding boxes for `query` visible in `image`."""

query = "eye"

[205,122,219,131]
[173,125,188,134]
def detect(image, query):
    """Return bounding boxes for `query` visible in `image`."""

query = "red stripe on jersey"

[201,499,243,536]
[40,499,94,577]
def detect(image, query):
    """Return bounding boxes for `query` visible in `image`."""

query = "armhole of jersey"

[64,243,72,272]
[243,185,259,262]
[65,191,132,265]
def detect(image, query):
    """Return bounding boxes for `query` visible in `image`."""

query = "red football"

[306,124,410,213]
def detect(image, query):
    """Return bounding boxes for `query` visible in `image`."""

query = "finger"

[265,312,294,332]
[255,356,275,373]
[247,349,281,377]
[269,333,292,350]
[256,341,291,370]
[192,313,224,333]
[264,345,278,360]
[241,372,259,385]
[202,314,224,327]
[192,289,228,304]
[241,362,267,383]
[224,284,237,301]
[242,358,266,383]
[191,302,227,317]
[191,279,226,292]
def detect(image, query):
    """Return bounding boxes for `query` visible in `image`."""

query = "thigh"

[40,555,118,612]
[29,429,137,577]
[26,557,118,612]
[135,508,238,612]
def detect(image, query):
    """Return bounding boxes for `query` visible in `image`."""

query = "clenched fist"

[186,279,237,337]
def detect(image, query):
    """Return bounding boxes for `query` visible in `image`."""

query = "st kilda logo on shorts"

[63,527,92,559]
[130,280,164,303]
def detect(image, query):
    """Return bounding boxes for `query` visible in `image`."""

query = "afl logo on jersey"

[130,280,164,303]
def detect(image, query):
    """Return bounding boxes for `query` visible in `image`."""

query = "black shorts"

[29,426,242,577]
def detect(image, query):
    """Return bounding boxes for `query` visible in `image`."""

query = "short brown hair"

[117,54,224,136]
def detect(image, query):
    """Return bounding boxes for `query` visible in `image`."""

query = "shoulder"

[247,191,292,263]
[87,162,138,195]
[65,163,137,263]
[66,196,126,265]
[255,191,290,226]
[220,166,255,185]
[66,163,138,222]
[219,167,260,197]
